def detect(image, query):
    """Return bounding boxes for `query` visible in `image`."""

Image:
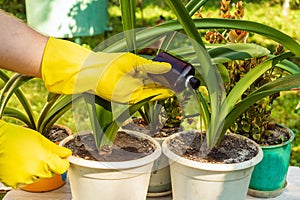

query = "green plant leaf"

[46,92,59,102]
[157,32,179,54]
[103,18,300,57]
[207,43,270,64]
[138,102,151,124]
[168,43,270,64]
[39,94,81,135]
[94,95,113,146]
[3,107,33,128]
[0,73,36,129]
[185,0,210,16]
[223,73,300,138]
[101,95,158,148]
[120,0,137,52]
[166,0,204,48]
[224,52,293,115]
[83,93,106,148]
[275,58,300,74]
[216,64,230,84]
[156,18,300,56]
[37,94,60,132]
[164,0,226,148]
[193,89,210,130]
[0,70,10,82]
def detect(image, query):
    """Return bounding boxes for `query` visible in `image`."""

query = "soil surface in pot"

[122,117,182,138]
[168,131,258,164]
[46,125,71,143]
[259,124,291,146]
[64,131,156,162]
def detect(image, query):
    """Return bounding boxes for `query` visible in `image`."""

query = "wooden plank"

[3,181,172,200]
[3,182,72,200]
[4,167,300,200]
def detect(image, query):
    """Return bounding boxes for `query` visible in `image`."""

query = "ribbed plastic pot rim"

[162,130,263,172]
[59,130,161,170]
[260,126,295,149]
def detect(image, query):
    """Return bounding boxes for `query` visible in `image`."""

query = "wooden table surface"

[4,166,300,200]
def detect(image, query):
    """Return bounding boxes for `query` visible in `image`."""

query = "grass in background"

[0,1,299,199]
[198,1,300,50]
[271,91,300,166]
[0,0,299,174]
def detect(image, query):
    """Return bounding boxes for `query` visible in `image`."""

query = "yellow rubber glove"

[0,120,71,188]
[42,37,174,104]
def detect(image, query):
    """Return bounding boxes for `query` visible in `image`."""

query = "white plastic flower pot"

[147,137,172,197]
[162,131,263,200]
[121,119,172,197]
[60,130,161,200]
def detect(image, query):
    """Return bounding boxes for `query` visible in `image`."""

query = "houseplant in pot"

[100,1,274,196]
[122,95,193,196]
[160,43,300,199]
[147,0,300,199]
[0,72,76,192]
[57,0,300,199]
[59,93,162,200]
[202,1,300,197]
[225,49,298,198]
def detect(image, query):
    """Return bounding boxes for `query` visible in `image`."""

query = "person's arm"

[0,9,174,104]
[0,9,47,78]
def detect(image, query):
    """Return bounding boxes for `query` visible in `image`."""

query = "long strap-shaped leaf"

[164,43,269,64]
[269,55,300,74]
[102,95,159,148]
[208,43,270,63]
[166,0,204,48]
[0,72,36,128]
[185,0,210,16]
[104,18,300,57]
[84,92,158,149]
[0,73,36,129]
[222,73,300,140]
[39,94,81,136]
[157,0,208,54]
[37,93,60,132]
[83,93,111,148]
[224,52,294,115]
[3,107,33,127]
[193,89,209,131]
[120,0,137,52]
[166,0,226,148]
[0,70,10,83]
[156,19,300,56]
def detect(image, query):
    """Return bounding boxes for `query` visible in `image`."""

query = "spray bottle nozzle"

[150,52,200,93]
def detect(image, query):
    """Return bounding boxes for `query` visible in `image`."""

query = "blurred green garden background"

[0,0,300,165]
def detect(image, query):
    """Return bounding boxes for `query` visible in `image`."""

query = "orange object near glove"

[0,120,71,188]
[42,37,174,104]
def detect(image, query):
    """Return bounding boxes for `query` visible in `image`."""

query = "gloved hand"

[42,37,174,104]
[0,120,71,188]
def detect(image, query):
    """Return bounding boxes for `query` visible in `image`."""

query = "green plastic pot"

[25,0,108,38]
[248,126,294,197]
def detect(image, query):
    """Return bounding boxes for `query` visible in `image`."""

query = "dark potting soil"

[122,117,182,138]
[260,124,291,146]
[46,124,71,143]
[123,118,260,164]
[168,131,259,164]
[64,131,156,162]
